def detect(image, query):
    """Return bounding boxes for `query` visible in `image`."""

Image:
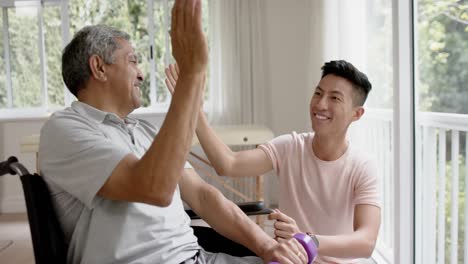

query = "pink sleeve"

[353,159,381,207]
[258,133,294,175]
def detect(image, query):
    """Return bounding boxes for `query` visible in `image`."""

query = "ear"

[352,106,365,122]
[89,55,107,82]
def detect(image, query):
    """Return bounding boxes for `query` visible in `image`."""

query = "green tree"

[417,0,468,114]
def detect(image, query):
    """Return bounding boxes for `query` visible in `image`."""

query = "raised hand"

[170,0,208,76]
[268,209,301,240]
[165,63,206,99]
[165,64,179,95]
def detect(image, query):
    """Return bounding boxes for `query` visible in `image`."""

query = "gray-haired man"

[38,0,307,263]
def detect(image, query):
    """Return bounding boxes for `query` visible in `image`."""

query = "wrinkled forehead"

[115,38,136,52]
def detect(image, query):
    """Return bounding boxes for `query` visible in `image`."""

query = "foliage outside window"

[415,1,467,264]
[0,0,209,114]
[417,0,468,115]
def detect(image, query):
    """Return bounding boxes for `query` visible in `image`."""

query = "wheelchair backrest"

[20,173,67,264]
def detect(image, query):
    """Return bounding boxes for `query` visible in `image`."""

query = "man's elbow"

[145,181,177,207]
[212,161,234,176]
[145,191,174,207]
[214,166,229,176]
[360,238,377,258]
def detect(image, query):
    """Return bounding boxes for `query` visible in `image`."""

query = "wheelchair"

[0,156,273,264]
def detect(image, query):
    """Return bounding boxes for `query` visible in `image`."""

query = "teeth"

[315,114,329,120]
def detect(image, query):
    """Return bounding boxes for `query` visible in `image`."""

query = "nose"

[136,67,144,82]
[314,95,328,110]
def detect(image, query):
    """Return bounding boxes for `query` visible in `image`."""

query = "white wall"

[0,119,45,212]
[0,0,316,213]
[0,114,166,213]
[263,0,316,135]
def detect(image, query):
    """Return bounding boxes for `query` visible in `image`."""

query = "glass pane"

[69,0,151,107]
[9,7,41,107]
[415,1,468,263]
[0,10,6,108]
[154,0,210,104]
[335,0,394,260]
[154,0,170,104]
[44,5,64,107]
[363,0,395,258]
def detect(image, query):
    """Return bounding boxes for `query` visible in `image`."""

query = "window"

[323,0,395,261]
[0,9,5,108]
[415,1,468,263]
[0,0,210,116]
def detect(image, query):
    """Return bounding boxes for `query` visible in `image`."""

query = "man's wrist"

[306,232,320,248]
[257,237,277,259]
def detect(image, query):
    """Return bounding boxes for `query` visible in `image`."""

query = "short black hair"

[321,60,372,106]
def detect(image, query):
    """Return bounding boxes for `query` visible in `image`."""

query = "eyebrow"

[316,86,345,97]
[128,53,139,61]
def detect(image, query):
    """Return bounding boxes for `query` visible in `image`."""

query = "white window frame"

[0,0,193,120]
[392,0,415,263]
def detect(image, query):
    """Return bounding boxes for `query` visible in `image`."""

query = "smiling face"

[106,38,144,112]
[310,74,363,138]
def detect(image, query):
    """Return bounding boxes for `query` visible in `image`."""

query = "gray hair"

[61,25,130,97]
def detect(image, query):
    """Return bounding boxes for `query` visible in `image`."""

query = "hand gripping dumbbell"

[269,233,318,264]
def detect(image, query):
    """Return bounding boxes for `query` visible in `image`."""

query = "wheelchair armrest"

[186,201,273,220]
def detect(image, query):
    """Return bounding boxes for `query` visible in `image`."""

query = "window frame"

[0,0,200,119]
[391,0,415,263]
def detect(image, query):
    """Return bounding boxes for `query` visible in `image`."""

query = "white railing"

[349,109,394,262]
[350,108,468,264]
[417,112,468,264]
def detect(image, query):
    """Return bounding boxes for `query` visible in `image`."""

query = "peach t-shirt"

[259,132,380,264]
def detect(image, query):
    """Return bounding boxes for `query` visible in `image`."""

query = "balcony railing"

[349,108,468,264]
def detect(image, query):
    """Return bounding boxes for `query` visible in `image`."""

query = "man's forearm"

[136,73,205,202]
[197,187,276,258]
[195,111,235,175]
[315,231,376,259]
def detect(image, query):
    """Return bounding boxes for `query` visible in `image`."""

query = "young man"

[165,60,381,263]
[38,0,308,263]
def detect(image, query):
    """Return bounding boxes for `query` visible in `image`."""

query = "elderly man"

[38,0,307,263]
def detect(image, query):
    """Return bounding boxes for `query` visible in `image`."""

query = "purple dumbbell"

[269,233,318,264]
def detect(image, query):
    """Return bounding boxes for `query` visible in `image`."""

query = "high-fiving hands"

[165,63,206,100]
[171,0,208,76]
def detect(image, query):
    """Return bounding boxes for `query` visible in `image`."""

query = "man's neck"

[312,133,348,161]
[78,91,129,119]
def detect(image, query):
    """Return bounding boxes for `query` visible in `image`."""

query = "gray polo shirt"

[38,101,199,264]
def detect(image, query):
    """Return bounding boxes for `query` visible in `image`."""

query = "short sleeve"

[353,159,381,208]
[258,133,294,175]
[39,114,130,209]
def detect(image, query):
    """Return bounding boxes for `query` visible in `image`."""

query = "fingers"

[165,66,177,88]
[170,0,207,75]
[269,209,295,224]
[274,221,298,238]
[274,229,293,240]
[170,64,179,81]
[183,0,192,30]
[284,239,305,264]
[292,238,308,263]
[164,79,175,94]
[274,220,294,231]
[267,238,308,264]
[193,0,202,33]
[172,0,184,34]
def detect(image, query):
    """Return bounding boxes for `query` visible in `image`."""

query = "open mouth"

[314,113,331,120]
